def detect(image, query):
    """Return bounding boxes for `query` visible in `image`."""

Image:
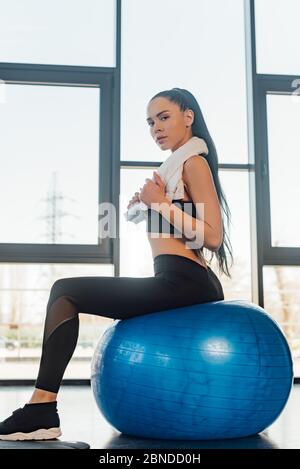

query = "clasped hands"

[127,171,168,209]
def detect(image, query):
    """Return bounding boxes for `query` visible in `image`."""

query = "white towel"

[124,136,209,224]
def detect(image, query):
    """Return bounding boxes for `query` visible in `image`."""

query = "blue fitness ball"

[91,300,293,440]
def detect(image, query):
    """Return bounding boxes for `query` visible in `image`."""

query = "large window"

[120,0,252,302]
[253,0,300,377]
[0,69,115,265]
[255,0,300,75]
[0,263,114,379]
[0,0,116,67]
[266,94,300,248]
[263,266,300,376]
[0,1,118,380]
[0,84,100,245]
[121,0,248,164]
[1,0,300,381]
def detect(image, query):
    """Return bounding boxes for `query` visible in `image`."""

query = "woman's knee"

[48,278,75,304]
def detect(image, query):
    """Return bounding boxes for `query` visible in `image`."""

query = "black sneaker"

[0,401,61,441]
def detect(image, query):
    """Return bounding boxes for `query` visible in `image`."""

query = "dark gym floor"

[0,384,299,449]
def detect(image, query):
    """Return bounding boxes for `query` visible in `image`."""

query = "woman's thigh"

[48,275,192,320]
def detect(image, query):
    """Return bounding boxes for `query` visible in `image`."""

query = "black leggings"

[35,254,224,393]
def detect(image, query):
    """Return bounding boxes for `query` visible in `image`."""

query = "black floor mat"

[0,439,90,449]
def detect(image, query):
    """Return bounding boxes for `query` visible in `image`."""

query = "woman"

[0,87,233,441]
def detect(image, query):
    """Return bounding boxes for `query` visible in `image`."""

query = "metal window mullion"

[111,0,122,277]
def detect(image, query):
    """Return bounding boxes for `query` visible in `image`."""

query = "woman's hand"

[127,192,140,210]
[139,171,167,208]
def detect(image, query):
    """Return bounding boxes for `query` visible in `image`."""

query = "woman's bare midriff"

[147,184,209,270]
[148,235,208,270]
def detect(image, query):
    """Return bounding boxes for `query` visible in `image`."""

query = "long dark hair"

[150,87,233,278]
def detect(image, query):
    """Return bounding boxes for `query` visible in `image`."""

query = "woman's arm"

[157,155,223,251]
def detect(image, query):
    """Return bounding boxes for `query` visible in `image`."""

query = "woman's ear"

[184,108,194,128]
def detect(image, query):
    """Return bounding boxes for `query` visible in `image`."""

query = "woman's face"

[146,97,194,152]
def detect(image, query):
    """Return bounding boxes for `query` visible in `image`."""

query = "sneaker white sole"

[0,427,62,441]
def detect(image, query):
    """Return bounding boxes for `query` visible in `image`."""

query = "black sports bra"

[146,199,198,236]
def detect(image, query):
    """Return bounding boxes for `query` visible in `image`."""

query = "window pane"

[267,94,300,247]
[0,84,100,244]
[0,0,116,67]
[263,266,300,377]
[120,168,154,277]
[121,0,248,164]
[120,168,253,303]
[213,171,252,301]
[255,0,300,75]
[0,263,114,379]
